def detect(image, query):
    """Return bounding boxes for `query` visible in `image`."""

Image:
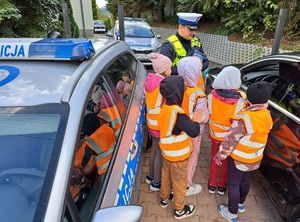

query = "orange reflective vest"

[70,124,115,198]
[145,87,163,131]
[207,93,246,141]
[181,86,206,117]
[85,124,116,174]
[98,105,122,137]
[197,74,206,93]
[264,118,300,167]
[158,104,192,162]
[230,109,273,164]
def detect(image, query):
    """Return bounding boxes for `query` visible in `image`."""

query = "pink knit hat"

[116,80,125,90]
[150,53,172,75]
[92,85,105,104]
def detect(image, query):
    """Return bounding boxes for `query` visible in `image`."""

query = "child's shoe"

[150,181,160,192]
[217,186,226,195]
[160,193,174,208]
[208,183,216,194]
[186,183,202,196]
[145,174,153,185]
[218,204,239,222]
[174,204,195,220]
[238,203,245,213]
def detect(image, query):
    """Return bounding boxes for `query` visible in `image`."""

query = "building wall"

[70,0,94,37]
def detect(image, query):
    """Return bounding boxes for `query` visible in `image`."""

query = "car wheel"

[290,211,300,222]
[289,207,300,222]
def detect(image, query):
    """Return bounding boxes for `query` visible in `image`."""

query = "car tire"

[290,211,300,222]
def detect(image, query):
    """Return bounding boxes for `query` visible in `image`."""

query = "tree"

[0,0,79,38]
[91,0,98,20]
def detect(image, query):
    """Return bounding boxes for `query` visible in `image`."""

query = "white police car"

[106,17,161,66]
[0,38,147,222]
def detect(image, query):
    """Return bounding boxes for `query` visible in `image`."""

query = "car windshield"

[116,25,155,38]
[0,104,68,221]
[94,20,104,25]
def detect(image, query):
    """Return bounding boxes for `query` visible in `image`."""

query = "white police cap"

[177,12,203,30]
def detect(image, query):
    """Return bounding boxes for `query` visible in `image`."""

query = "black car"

[206,53,300,222]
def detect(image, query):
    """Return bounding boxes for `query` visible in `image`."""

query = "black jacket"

[160,32,209,75]
[160,76,200,137]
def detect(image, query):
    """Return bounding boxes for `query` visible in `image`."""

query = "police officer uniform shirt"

[177,13,203,30]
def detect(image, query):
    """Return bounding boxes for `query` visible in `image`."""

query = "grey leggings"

[149,137,163,184]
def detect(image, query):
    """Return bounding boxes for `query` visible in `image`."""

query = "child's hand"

[192,110,204,123]
[213,155,222,165]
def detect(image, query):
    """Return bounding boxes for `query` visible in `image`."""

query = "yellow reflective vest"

[230,109,273,164]
[145,87,163,131]
[167,35,201,66]
[208,93,246,141]
[181,86,206,117]
[158,104,192,162]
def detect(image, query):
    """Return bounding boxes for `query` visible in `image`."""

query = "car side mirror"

[156,34,162,39]
[91,205,143,222]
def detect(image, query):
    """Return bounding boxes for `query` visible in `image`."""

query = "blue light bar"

[0,38,95,60]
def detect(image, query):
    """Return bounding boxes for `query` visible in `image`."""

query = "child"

[144,53,172,191]
[177,56,209,196]
[207,66,247,195]
[122,70,134,96]
[214,81,273,222]
[158,75,203,220]
[116,80,125,96]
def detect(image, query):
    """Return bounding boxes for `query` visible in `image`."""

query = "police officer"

[160,12,209,75]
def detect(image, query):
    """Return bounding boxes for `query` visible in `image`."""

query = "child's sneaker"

[238,203,245,213]
[174,204,195,220]
[208,184,216,194]
[217,186,226,195]
[218,205,239,222]
[160,193,174,208]
[145,175,153,185]
[150,181,160,192]
[186,183,202,196]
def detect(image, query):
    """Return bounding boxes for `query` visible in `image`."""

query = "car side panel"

[100,61,146,208]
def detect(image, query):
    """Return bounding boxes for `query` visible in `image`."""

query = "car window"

[115,22,155,38]
[66,53,138,221]
[93,20,104,25]
[124,25,154,38]
[242,61,300,115]
[0,104,68,222]
[106,53,138,107]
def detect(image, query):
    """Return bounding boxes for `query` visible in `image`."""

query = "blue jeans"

[227,157,250,214]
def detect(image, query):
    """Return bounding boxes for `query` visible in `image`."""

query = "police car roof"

[0,38,128,106]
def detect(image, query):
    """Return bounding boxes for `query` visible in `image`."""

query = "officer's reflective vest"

[167,35,201,66]
[181,86,206,117]
[230,109,273,164]
[158,105,192,162]
[146,87,163,131]
[207,93,246,141]
[98,105,122,137]
[264,117,300,167]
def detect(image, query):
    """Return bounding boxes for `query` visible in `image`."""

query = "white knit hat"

[212,66,241,90]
